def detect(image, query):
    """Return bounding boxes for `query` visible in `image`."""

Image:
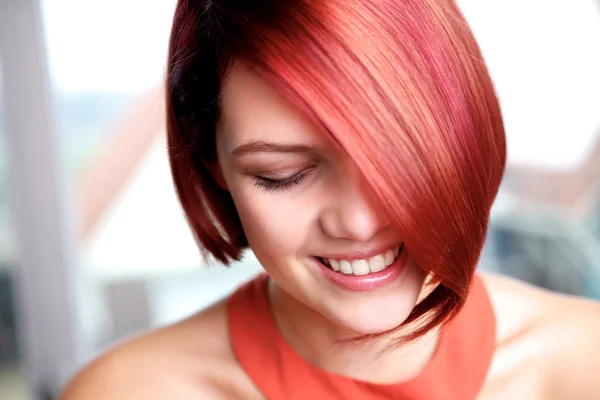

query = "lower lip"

[311,248,409,292]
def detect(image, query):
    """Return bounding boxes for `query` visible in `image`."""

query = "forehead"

[218,64,328,150]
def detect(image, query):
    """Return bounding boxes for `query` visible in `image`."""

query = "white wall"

[459,0,600,170]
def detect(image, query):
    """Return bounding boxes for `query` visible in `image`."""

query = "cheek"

[228,183,315,260]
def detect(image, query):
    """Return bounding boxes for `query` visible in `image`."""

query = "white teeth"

[368,254,386,273]
[339,260,353,275]
[330,259,340,272]
[324,244,402,276]
[384,250,395,265]
[351,260,370,276]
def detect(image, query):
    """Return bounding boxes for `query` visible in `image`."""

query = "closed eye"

[253,168,314,192]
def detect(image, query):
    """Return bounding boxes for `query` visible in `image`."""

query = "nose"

[319,167,390,242]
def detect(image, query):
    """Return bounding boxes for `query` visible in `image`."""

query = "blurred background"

[0,0,599,398]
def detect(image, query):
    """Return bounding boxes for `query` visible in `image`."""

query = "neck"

[268,279,441,384]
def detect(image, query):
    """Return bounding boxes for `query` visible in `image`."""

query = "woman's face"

[216,64,427,335]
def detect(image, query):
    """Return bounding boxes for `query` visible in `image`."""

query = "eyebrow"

[231,140,321,157]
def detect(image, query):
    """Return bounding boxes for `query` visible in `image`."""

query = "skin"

[60,64,600,400]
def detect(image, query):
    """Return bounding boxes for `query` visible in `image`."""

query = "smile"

[318,244,403,276]
[312,243,408,292]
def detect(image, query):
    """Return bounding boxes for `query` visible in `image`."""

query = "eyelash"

[253,170,311,192]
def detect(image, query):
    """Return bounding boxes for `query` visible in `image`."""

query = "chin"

[323,289,422,336]
[337,311,413,336]
[317,262,427,336]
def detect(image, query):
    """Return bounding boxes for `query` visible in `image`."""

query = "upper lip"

[316,242,403,261]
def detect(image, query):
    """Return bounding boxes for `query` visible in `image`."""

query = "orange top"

[228,275,496,400]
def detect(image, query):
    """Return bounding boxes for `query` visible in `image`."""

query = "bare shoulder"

[59,299,244,400]
[480,272,600,399]
[480,271,600,337]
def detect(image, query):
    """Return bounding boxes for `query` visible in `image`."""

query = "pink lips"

[312,247,409,292]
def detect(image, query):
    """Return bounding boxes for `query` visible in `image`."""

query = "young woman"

[62,0,600,399]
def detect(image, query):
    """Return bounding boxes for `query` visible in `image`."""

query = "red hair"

[166,0,506,338]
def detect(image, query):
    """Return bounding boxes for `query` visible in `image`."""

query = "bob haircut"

[166,0,506,339]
